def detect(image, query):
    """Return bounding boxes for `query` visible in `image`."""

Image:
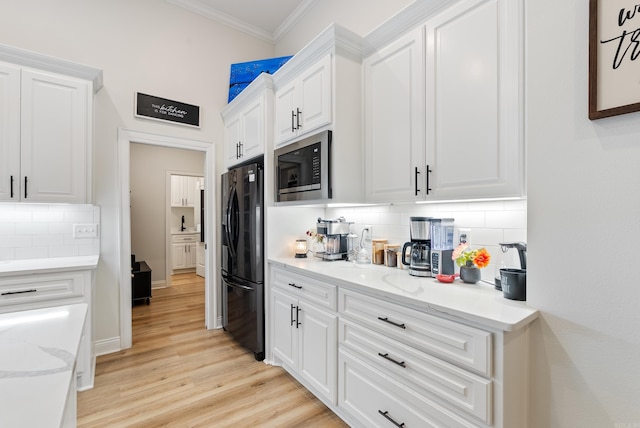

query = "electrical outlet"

[364,225,372,239]
[458,228,471,245]
[73,223,99,239]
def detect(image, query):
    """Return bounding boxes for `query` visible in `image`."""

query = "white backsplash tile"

[0,203,100,261]
[326,199,527,281]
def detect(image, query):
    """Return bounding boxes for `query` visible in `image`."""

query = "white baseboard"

[152,279,167,289]
[95,336,122,356]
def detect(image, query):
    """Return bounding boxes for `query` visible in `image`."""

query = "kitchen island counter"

[269,256,537,332]
[0,303,87,427]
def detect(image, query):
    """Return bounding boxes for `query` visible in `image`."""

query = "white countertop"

[0,303,87,427]
[170,229,199,235]
[269,256,538,332]
[0,255,99,277]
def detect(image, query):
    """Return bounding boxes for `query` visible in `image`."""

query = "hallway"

[77,273,346,427]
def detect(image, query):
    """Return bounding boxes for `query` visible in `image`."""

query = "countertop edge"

[0,255,99,277]
[268,257,539,333]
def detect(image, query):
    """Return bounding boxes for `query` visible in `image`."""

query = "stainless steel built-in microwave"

[274,130,332,202]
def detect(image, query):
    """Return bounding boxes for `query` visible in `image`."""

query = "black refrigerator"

[221,160,264,361]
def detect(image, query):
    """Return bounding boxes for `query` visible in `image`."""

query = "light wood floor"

[77,272,347,427]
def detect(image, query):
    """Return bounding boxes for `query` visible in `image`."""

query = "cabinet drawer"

[340,318,492,423]
[339,288,492,376]
[339,348,479,428]
[0,271,86,308]
[171,234,199,243]
[271,266,336,310]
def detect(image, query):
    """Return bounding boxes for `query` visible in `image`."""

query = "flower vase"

[460,261,481,284]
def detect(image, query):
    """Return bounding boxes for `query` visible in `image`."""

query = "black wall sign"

[135,92,200,127]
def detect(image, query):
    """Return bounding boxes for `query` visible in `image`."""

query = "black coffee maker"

[402,217,433,277]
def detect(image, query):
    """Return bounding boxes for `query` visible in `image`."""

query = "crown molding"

[0,44,103,92]
[362,0,463,57]
[167,0,317,45]
[272,0,319,44]
[167,0,274,43]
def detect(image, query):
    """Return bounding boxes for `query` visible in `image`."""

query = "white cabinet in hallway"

[171,233,198,272]
[0,62,93,203]
[171,175,198,207]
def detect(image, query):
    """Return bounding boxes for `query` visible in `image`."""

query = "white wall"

[274,0,414,56]
[526,0,640,426]
[0,0,275,345]
[130,143,204,283]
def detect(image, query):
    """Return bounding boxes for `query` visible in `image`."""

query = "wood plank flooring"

[77,273,347,427]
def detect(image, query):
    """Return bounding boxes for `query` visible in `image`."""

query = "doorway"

[118,129,216,350]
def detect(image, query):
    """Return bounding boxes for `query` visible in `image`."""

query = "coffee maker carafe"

[402,217,433,277]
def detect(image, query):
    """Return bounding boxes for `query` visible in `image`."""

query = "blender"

[401,217,433,277]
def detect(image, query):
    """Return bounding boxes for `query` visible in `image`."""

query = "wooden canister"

[371,239,388,265]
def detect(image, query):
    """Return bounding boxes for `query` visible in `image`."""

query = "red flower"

[473,248,491,269]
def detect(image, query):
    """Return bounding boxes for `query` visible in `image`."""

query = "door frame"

[117,129,217,350]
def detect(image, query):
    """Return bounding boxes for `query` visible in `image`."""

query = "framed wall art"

[135,92,200,127]
[589,0,640,119]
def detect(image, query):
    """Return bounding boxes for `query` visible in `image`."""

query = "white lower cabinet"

[338,289,492,427]
[268,264,531,427]
[339,348,479,428]
[171,233,198,272]
[0,269,95,391]
[270,266,337,405]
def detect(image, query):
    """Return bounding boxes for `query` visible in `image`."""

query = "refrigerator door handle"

[225,187,239,260]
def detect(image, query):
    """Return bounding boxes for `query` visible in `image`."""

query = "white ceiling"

[166,0,319,44]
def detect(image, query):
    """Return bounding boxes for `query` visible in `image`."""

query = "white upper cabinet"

[20,69,91,203]
[274,54,332,147]
[170,175,198,207]
[0,63,20,201]
[221,73,272,169]
[425,0,523,200]
[364,28,425,203]
[0,46,101,204]
[363,0,524,203]
[272,24,364,204]
[224,96,265,168]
